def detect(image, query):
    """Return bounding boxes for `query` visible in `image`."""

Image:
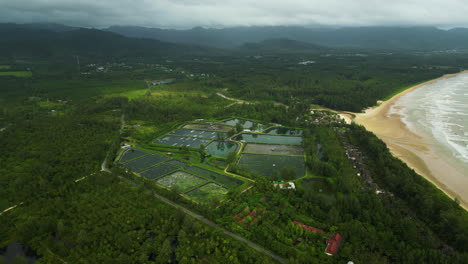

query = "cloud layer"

[1,0,467,28]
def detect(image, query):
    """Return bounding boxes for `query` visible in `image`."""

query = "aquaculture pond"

[222,118,264,131]
[243,143,304,156]
[155,135,211,148]
[238,154,305,178]
[234,133,302,145]
[265,127,303,136]
[206,141,239,157]
[170,129,227,139]
[119,149,148,163]
[122,154,168,172]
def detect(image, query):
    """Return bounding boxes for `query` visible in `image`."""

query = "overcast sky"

[1,0,468,29]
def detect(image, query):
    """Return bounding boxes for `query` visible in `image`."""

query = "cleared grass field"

[243,143,304,156]
[106,89,147,99]
[120,149,148,163]
[155,135,211,148]
[183,123,232,131]
[186,183,228,203]
[122,154,168,172]
[0,65,11,69]
[238,153,305,178]
[140,162,179,179]
[234,133,302,145]
[156,171,207,191]
[0,71,32,77]
[206,141,239,157]
[171,129,227,139]
[186,166,243,189]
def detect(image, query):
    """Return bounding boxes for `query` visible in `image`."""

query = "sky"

[1,0,468,29]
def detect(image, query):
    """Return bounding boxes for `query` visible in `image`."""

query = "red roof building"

[325,233,342,255]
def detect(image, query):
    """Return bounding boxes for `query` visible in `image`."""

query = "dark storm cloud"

[1,0,468,28]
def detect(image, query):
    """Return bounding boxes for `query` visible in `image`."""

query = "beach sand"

[354,71,468,210]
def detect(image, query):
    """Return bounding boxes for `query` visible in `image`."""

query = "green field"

[0,71,32,77]
[0,65,11,69]
[186,183,228,203]
[157,171,207,191]
[238,153,305,178]
[106,89,148,99]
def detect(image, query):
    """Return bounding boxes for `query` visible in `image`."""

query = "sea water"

[391,73,468,175]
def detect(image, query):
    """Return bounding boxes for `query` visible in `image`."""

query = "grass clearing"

[156,171,207,191]
[186,183,228,203]
[238,153,305,178]
[0,71,32,77]
[106,89,148,99]
[0,65,11,69]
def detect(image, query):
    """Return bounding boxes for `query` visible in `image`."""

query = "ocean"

[390,73,468,175]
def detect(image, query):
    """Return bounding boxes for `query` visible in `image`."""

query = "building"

[325,233,342,256]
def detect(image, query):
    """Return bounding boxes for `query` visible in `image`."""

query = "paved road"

[119,176,288,264]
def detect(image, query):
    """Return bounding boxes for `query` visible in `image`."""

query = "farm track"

[118,176,287,264]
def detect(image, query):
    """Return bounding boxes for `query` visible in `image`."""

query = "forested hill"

[239,38,328,54]
[0,24,216,59]
[106,25,468,50]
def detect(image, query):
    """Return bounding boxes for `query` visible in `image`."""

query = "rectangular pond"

[140,162,179,179]
[120,149,148,163]
[243,143,304,156]
[206,141,239,158]
[155,135,211,148]
[264,127,303,136]
[238,153,305,178]
[234,133,302,145]
[222,118,264,131]
[170,129,227,139]
[122,154,169,172]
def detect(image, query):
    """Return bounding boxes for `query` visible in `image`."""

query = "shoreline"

[353,70,468,210]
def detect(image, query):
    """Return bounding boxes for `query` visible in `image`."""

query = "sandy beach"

[354,71,468,210]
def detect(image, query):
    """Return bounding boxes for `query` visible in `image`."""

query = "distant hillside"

[0,23,215,59]
[239,38,327,54]
[106,25,468,50]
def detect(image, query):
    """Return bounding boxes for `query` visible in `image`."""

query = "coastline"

[354,70,468,210]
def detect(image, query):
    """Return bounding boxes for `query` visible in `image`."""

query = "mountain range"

[106,25,468,51]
